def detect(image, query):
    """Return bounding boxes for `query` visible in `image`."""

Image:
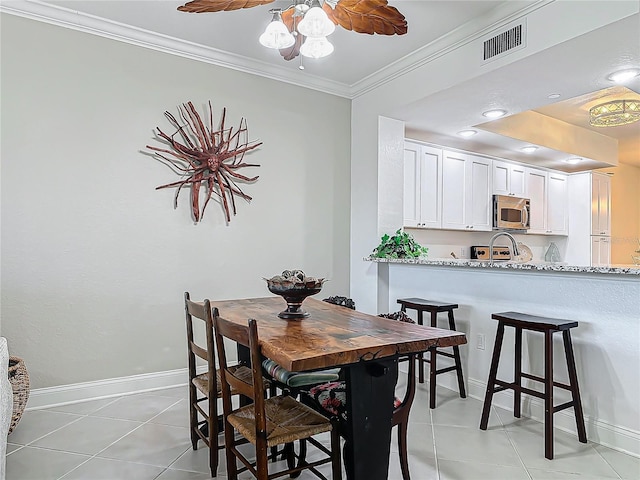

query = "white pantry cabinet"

[493,159,526,197]
[591,172,611,236]
[566,171,612,266]
[592,235,611,266]
[441,150,492,231]
[403,141,442,228]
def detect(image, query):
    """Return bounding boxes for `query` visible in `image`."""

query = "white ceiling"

[3,0,639,170]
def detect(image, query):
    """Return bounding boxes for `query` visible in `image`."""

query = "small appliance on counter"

[471,246,511,261]
[493,195,530,231]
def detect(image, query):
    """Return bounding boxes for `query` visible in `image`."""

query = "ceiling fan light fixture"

[482,109,507,119]
[297,5,336,38]
[607,68,640,84]
[259,11,295,49]
[300,36,334,58]
[589,99,640,127]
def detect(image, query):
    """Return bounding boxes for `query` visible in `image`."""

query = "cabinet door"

[591,236,611,266]
[493,160,526,196]
[467,156,492,231]
[547,172,568,235]
[591,173,611,236]
[418,146,443,228]
[509,164,527,197]
[403,142,421,227]
[526,169,547,234]
[441,150,468,230]
[441,150,491,231]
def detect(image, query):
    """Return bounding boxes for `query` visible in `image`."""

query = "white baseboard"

[29,367,640,459]
[26,368,191,410]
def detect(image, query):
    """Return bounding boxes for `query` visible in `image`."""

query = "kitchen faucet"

[488,232,520,263]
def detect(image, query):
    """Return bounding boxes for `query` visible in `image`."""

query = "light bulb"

[300,36,334,58]
[297,6,335,38]
[259,17,295,49]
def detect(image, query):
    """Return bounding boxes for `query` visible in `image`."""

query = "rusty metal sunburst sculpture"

[146,101,261,223]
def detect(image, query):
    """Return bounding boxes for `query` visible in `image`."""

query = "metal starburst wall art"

[146,101,261,223]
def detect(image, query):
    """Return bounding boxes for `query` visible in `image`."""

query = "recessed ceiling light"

[457,129,477,137]
[521,146,538,154]
[565,157,582,164]
[607,68,640,84]
[548,93,561,99]
[482,109,507,119]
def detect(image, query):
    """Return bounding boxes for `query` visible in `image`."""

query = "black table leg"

[343,358,398,480]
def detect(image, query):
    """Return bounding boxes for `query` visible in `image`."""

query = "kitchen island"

[368,256,640,457]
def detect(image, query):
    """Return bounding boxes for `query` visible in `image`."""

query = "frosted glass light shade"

[300,36,334,58]
[297,7,335,38]
[259,20,295,49]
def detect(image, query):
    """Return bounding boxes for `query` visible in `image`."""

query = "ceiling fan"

[178,0,408,61]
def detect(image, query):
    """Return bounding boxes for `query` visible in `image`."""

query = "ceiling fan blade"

[178,0,275,13]
[279,8,302,60]
[280,33,303,61]
[324,0,407,35]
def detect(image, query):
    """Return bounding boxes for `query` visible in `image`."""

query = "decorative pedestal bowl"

[267,284,322,319]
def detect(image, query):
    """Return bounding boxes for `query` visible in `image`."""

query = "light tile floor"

[5,380,639,480]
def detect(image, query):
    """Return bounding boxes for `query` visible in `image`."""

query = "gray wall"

[0,15,351,389]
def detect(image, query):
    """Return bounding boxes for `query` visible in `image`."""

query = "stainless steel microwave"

[493,195,530,231]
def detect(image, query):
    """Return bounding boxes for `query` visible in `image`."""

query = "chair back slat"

[212,313,267,437]
[184,293,217,389]
[191,342,208,362]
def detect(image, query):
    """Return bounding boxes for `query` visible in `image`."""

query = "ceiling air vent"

[482,20,526,62]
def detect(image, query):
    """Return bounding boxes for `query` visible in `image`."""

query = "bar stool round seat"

[479,311,587,460]
[397,297,466,409]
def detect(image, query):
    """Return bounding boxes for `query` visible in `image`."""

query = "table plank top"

[208,297,467,372]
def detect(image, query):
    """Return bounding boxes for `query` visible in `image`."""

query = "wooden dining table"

[209,296,467,480]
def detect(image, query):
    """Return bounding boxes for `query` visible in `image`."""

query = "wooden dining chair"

[213,312,343,480]
[302,311,417,480]
[184,292,255,477]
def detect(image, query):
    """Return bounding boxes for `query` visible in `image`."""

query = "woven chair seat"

[228,395,333,448]
[192,365,254,397]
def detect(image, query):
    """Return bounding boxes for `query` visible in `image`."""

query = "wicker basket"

[8,356,29,435]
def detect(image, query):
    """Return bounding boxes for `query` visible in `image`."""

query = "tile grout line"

[55,394,188,480]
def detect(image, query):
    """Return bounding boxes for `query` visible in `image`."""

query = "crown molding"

[0,0,353,98]
[349,0,554,97]
[1,0,552,100]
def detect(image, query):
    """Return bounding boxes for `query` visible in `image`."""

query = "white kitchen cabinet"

[523,168,568,235]
[591,235,611,266]
[566,171,612,266]
[403,141,442,228]
[493,159,526,197]
[591,172,611,236]
[441,150,492,231]
[546,172,568,235]
[525,168,547,234]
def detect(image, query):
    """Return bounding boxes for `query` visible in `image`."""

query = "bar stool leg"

[418,309,425,384]
[544,330,555,460]
[480,322,505,430]
[448,310,466,399]
[514,326,522,418]
[563,330,587,443]
[429,311,438,409]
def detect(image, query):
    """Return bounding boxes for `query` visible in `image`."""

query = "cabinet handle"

[469,226,474,229]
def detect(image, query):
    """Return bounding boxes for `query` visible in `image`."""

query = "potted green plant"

[371,229,428,259]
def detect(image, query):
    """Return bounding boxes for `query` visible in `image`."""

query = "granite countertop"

[365,256,640,275]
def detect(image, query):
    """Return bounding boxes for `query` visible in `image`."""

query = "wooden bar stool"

[397,298,466,409]
[479,311,587,460]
